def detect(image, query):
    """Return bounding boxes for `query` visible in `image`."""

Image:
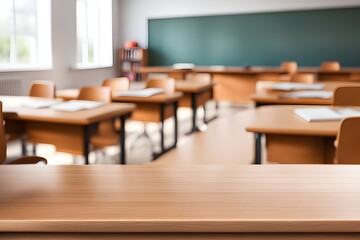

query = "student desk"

[2,165,360,239]
[300,68,360,81]
[140,66,360,103]
[175,81,216,133]
[252,81,360,107]
[0,96,134,164]
[245,105,343,164]
[57,81,215,134]
[113,92,182,159]
[140,66,189,79]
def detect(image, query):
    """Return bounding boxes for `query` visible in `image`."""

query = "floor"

[7,102,250,165]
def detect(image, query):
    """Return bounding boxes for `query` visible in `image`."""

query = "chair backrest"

[146,78,176,94]
[29,80,56,98]
[290,73,315,83]
[280,61,298,74]
[0,102,7,164]
[320,61,341,71]
[336,117,360,164]
[78,86,112,103]
[333,86,360,106]
[102,77,130,94]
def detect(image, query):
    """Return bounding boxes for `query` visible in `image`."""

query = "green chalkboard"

[148,7,360,67]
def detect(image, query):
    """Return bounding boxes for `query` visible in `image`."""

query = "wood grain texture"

[2,165,360,233]
[3,233,360,239]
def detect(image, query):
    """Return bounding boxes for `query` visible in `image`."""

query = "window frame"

[75,0,113,70]
[0,0,52,72]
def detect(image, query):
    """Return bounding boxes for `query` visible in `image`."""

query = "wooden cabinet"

[118,48,148,81]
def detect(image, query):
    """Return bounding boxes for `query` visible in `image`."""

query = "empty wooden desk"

[3,165,360,239]
[246,105,342,164]
[1,96,135,164]
[113,92,182,159]
[176,81,216,133]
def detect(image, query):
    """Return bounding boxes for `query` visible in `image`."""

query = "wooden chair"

[0,102,47,165]
[280,61,298,74]
[77,87,117,162]
[29,80,56,98]
[12,81,56,155]
[102,77,130,130]
[146,78,175,94]
[333,86,360,106]
[102,77,130,95]
[321,61,341,71]
[290,73,315,83]
[336,117,360,164]
[131,78,176,151]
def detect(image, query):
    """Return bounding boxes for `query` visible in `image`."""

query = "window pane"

[15,0,37,64]
[0,0,13,63]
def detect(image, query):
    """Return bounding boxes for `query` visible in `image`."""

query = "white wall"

[0,0,122,95]
[118,0,360,48]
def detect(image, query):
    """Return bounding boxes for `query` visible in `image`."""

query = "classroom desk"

[300,68,360,81]
[246,105,343,165]
[0,96,135,164]
[175,81,216,132]
[3,165,360,239]
[57,81,215,134]
[140,66,360,103]
[252,81,360,107]
[113,92,182,159]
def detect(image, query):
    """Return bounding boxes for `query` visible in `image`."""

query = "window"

[0,0,52,71]
[76,0,113,69]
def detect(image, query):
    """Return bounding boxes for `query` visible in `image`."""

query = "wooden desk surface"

[56,82,211,101]
[0,96,135,125]
[245,105,342,136]
[193,66,288,74]
[252,81,360,105]
[112,92,183,104]
[140,66,189,74]
[2,164,360,233]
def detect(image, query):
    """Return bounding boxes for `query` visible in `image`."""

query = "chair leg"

[21,136,27,156]
[32,144,37,155]
[130,124,153,151]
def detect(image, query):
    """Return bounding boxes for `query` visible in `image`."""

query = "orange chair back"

[321,62,340,71]
[102,77,130,94]
[29,80,55,98]
[336,117,360,164]
[333,86,360,106]
[281,61,298,74]
[291,73,315,84]
[78,86,111,103]
[146,78,175,94]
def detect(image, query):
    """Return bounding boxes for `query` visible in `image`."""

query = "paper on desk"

[22,99,61,109]
[281,91,333,99]
[172,63,195,69]
[294,107,360,122]
[50,100,105,112]
[116,88,164,97]
[272,82,325,91]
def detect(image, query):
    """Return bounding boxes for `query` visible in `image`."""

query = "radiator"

[0,78,22,96]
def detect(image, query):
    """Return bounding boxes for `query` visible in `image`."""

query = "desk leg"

[119,115,127,165]
[160,103,165,153]
[187,93,200,134]
[254,133,262,165]
[21,136,27,156]
[174,101,178,147]
[152,102,178,160]
[83,125,90,165]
